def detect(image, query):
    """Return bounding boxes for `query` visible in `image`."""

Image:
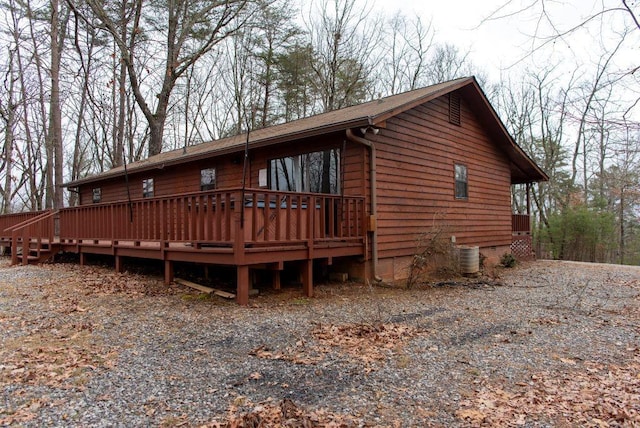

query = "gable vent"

[449,92,461,126]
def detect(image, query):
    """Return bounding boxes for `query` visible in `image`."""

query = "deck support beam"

[237,265,249,305]
[79,252,86,266]
[268,261,283,290]
[302,259,313,297]
[115,255,123,273]
[164,260,174,285]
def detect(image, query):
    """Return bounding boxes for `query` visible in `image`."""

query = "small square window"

[455,164,468,199]
[142,178,154,198]
[92,188,101,203]
[200,168,216,191]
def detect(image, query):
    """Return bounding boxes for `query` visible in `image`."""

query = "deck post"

[269,261,283,290]
[164,260,174,285]
[10,232,17,265]
[21,230,28,266]
[79,252,86,266]
[237,265,249,305]
[272,270,281,290]
[302,259,313,297]
[115,255,123,273]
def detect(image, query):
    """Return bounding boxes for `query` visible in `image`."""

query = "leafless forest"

[0,0,639,263]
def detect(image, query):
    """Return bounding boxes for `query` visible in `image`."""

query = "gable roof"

[66,76,547,187]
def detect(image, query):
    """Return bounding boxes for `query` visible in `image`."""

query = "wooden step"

[19,246,59,264]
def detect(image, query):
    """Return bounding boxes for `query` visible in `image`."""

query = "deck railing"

[11,210,57,265]
[0,210,48,238]
[512,214,531,234]
[56,188,365,247]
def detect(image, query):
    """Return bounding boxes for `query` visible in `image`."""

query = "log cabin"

[0,77,547,304]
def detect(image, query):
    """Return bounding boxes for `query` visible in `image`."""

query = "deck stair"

[8,209,59,266]
[17,241,60,265]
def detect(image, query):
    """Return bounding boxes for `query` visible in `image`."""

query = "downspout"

[346,128,382,282]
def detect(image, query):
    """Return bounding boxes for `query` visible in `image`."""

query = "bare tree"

[46,0,69,209]
[378,13,434,95]
[567,36,627,203]
[6,0,50,210]
[0,48,17,213]
[484,0,639,65]
[305,0,382,112]
[82,0,252,156]
[425,43,477,85]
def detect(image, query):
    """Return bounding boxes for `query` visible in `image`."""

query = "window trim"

[454,163,468,200]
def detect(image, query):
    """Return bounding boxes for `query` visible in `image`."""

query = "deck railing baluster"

[275,192,281,241]
[224,192,231,241]
[263,192,271,242]
[250,192,257,242]
[2,189,365,263]
[285,195,291,241]
[167,199,172,241]
[296,195,302,240]
[197,195,204,241]
[213,193,220,241]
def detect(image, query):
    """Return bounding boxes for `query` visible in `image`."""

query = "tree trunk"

[113,3,128,167]
[1,67,15,214]
[148,118,165,157]
[48,0,67,209]
[620,188,625,264]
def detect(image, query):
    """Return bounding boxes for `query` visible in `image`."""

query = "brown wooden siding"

[78,133,367,205]
[76,93,513,265]
[373,94,512,259]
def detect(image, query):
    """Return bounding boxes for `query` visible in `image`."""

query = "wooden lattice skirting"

[511,235,535,260]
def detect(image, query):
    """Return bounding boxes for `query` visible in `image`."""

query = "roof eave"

[459,80,549,184]
[64,116,372,188]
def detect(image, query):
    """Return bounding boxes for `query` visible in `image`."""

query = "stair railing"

[11,210,58,265]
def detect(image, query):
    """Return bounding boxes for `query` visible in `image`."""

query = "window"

[92,188,101,203]
[200,168,216,191]
[142,178,154,198]
[454,164,468,199]
[269,148,340,194]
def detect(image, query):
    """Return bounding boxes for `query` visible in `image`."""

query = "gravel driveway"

[0,259,638,427]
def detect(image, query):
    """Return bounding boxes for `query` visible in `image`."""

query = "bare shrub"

[406,222,457,288]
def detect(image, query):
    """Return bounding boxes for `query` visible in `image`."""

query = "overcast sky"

[377,0,638,83]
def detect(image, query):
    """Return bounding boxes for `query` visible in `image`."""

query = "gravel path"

[1,259,639,426]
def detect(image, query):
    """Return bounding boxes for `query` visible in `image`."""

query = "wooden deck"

[1,197,533,303]
[2,188,367,304]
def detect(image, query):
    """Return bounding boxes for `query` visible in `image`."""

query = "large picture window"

[454,164,468,199]
[269,148,340,194]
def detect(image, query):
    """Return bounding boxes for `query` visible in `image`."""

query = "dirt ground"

[0,258,638,427]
